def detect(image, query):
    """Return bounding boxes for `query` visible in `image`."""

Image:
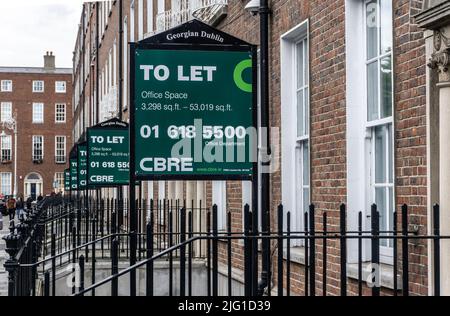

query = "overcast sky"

[0,0,87,68]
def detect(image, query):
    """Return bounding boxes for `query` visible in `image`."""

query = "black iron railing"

[3,198,448,296]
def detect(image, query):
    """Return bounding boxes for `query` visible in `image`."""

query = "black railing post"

[243,204,252,296]
[304,211,309,296]
[169,209,173,296]
[3,222,20,297]
[188,210,193,296]
[277,204,283,296]
[146,201,154,296]
[358,211,363,296]
[340,204,347,296]
[51,233,56,296]
[322,212,327,296]
[212,204,218,297]
[433,204,440,296]
[111,237,119,297]
[79,255,85,296]
[371,204,380,296]
[227,210,232,297]
[180,207,186,297]
[44,271,50,296]
[310,204,316,296]
[401,204,409,296]
[71,226,76,294]
[286,211,291,297]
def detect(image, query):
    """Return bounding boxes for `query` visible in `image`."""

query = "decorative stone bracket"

[428,30,450,83]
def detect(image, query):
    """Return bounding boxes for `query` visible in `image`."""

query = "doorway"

[24,172,43,200]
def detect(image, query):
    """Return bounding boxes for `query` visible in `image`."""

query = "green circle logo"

[233,59,252,93]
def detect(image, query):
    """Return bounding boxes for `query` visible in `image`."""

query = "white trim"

[32,102,44,123]
[281,19,310,236]
[147,0,154,33]
[212,181,227,230]
[32,135,44,161]
[32,80,44,93]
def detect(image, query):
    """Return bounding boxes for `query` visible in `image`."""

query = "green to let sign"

[64,169,70,191]
[77,143,87,189]
[87,122,129,187]
[133,47,256,180]
[70,159,78,190]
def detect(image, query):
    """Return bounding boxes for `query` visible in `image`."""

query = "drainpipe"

[258,0,272,296]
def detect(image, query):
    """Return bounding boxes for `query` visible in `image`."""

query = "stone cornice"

[415,1,450,29]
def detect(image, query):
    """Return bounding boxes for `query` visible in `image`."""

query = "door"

[30,184,37,201]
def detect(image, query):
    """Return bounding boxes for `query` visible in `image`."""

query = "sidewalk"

[0,215,10,296]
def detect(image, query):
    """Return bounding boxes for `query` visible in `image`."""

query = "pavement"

[0,215,12,296]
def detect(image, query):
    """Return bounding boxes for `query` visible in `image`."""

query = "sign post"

[129,20,257,296]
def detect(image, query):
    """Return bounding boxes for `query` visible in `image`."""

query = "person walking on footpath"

[6,196,16,221]
[16,194,25,219]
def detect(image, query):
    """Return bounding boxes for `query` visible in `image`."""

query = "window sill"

[347,262,402,290]
[282,247,402,290]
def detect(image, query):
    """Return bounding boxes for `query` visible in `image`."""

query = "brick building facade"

[0,53,72,199]
[72,0,433,295]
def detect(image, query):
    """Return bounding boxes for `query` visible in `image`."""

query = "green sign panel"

[87,121,129,187]
[77,143,87,189]
[64,169,70,191]
[70,159,78,190]
[133,47,255,179]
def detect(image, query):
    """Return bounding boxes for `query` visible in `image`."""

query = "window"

[147,0,154,33]
[32,136,44,161]
[0,173,12,196]
[138,0,144,40]
[1,102,12,122]
[54,172,64,192]
[130,1,135,42]
[365,0,394,259]
[0,135,12,162]
[55,136,66,163]
[32,103,44,123]
[32,80,45,93]
[281,21,310,235]
[55,81,67,93]
[1,80,12,92]
[55,103,66,123]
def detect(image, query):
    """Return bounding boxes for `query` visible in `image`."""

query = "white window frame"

[54,172,64,191]
[147,0,154,33]
[32,80,44,93]
[138,0,144,40]
[363,0,395,263]
[1,80,12,92]
[1,102,12,122]
[32,135,44,161]
[130,1,135,42]
[55,136,66,164]
[55,103,66,123]
[0,135,12,162]
[281,20,310,240]
[55,81,67,93]
[32,103,44,123]
[212,181,227,231]
[0,172,12,196]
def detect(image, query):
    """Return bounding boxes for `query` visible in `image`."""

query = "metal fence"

[2,197,447,296]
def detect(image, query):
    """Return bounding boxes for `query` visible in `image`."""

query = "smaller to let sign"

[70,158,78,190]
[64,169,70,191]
[77,143,88,189]
[87,119,129,187]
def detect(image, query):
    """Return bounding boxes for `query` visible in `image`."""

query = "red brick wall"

[0,70,73,197]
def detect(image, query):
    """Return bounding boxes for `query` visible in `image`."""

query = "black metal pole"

[129,42,137,296]
[258,0,271,297]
